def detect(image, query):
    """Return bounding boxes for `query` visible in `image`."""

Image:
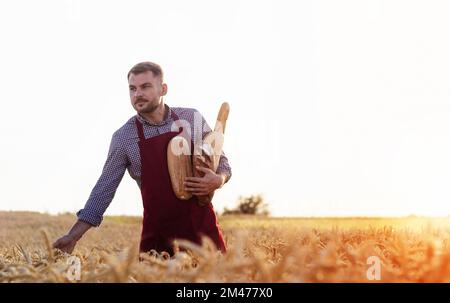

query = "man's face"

[128,71,167,114]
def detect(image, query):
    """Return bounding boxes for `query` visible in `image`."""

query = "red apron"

[135,113,226,255]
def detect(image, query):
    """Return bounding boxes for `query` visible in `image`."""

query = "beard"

[135,97,160,113]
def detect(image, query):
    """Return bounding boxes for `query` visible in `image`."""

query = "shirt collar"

[136,104,173,126]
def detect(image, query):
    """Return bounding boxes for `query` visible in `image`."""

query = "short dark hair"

[127,62,164,81]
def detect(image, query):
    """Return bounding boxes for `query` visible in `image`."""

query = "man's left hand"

[184,166,226,196]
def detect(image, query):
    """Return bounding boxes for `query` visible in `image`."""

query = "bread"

[167,102,230,204]
[167,135,193,200]
[193,102,230,206]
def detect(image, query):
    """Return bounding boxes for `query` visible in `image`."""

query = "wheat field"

[2,211,450,282]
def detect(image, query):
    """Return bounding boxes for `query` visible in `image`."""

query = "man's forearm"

[67,220,93,241]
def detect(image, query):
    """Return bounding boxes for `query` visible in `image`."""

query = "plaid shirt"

[77,105,232,226]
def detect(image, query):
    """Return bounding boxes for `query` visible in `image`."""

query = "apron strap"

[135,107,180,141]
[135,117,145,141]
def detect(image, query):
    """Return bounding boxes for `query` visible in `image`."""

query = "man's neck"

[140,102,168,124]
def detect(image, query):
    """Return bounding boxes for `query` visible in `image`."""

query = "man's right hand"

[52,219,93,254]
[53,234,78,254]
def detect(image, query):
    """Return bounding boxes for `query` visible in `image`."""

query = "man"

[53,62,231,255]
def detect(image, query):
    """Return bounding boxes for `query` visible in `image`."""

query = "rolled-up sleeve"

[216,151,232,183]
[198,110,232,183]
[77,132,128,226]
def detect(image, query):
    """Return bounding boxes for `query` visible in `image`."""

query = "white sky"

[1,0,450,217]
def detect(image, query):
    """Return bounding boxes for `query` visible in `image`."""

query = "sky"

[1,0,450,217]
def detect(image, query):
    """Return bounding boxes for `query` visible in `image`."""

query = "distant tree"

[222,194,270,216]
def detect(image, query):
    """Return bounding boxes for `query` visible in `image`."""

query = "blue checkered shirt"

[77,105,232,226]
